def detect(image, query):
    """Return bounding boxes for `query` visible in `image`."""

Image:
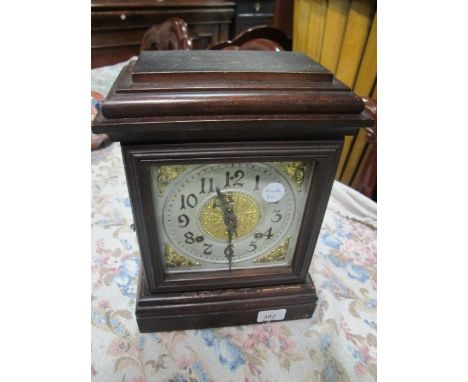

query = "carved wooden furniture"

[209,25,289,50]
[92,51,372,332]
[233,0,275,35]
[140,18,193,51]
[91,0,235,68]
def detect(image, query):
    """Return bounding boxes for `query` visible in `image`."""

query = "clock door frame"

[122,140,342,294]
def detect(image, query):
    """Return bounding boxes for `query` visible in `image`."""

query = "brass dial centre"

[199,192,261,240]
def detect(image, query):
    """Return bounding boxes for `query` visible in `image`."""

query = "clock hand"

[215,187,238,270]
[215,188,238,233]
[225,229,234,271]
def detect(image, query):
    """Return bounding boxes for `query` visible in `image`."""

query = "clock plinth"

[92,51,372,332]
[136,267,317,332]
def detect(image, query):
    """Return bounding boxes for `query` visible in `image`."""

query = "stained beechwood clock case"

[92,51,372,332]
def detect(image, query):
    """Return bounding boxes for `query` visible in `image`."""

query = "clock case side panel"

[121,144,163,291]
[122,140,342,294]
[292,140,342,280]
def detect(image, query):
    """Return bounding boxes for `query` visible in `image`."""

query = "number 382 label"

[257,309,287,322]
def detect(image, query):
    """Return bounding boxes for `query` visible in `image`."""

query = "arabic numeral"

[178,214,190,227]
[263,227,273,240]
[224,170,244,188]
[224,244,234,257]
[254,175,260,191]
[180,193,198,210]
[248,242,257,252]
[200,177,214,194]
[203,243,213,255]
[271,210,282,223]
[184,232,195,244]
[233,170,244,186]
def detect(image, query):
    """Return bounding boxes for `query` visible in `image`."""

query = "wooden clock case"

[92,51,372,332]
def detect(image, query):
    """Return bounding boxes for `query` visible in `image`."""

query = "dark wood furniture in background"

[233,0,275,35]
[209,26,289,51]
[91,0,296,67]
[272,0,293,39]
[140,18,193,51]
[91,0,235,68]
[140,23,290,52]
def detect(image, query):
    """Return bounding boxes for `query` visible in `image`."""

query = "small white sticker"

[257,309,287,323]
[262,182,285,203]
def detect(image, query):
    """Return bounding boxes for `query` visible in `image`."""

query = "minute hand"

[215,188,238,270]
[215,188,238,237]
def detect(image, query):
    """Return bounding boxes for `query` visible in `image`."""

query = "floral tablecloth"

[91,61,377,382]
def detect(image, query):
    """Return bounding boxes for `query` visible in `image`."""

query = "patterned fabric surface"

[91,64,377,382]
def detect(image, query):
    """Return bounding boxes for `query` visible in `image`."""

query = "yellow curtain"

[293,0,377,186]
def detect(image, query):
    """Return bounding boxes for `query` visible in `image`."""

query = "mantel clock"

[92,51,372,332]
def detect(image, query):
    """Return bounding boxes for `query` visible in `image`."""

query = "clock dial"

[151,161,314,273]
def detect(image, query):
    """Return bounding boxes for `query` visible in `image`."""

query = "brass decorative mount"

[254,238,290,263]
[156,165,187,197]
[276,161,305,191]
[164,244,200,267]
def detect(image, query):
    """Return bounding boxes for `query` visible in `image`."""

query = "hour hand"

[213,187,226,208]
[214,188,237,228]
[215,187,224,201]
